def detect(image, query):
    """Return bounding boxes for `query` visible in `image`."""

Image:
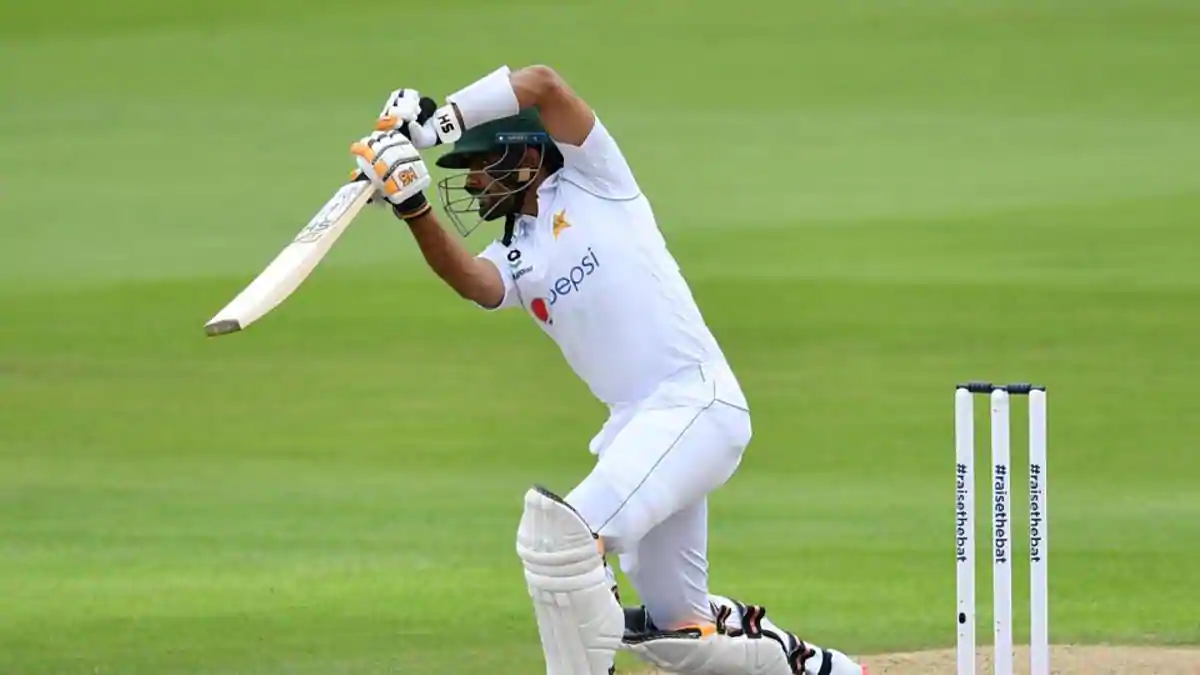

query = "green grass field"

[3,1,1199,673]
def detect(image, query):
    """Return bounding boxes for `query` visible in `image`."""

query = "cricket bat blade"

[204,179,376,337]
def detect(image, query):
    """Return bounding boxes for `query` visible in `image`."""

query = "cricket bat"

[204,179,377,337]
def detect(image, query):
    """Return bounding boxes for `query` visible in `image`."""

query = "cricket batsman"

[348,64,868,675]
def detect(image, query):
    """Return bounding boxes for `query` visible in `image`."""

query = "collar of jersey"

[510,171,562,239]
[537,170,562,200]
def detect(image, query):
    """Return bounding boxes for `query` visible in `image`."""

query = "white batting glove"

[374,88,462,150]
[349,130,433,219]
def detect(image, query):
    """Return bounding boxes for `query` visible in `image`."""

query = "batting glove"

[349,130,432,219]
[374,88,462,150]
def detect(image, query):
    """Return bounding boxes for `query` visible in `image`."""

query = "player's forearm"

[402,210,478,293]
[400,210,503,307]
[444,65,593,146]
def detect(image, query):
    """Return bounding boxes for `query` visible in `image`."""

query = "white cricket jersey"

[475,117,729,408]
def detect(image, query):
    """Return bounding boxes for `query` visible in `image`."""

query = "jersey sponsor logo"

[531,297,550,324]
[507,247,533,281]
[529,247,600,325]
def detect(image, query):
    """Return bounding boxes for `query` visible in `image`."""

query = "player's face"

[465,149,538,219]
[464,152,505,213]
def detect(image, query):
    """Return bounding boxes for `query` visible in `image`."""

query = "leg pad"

[622,624,792,675]
[517,486,625,675]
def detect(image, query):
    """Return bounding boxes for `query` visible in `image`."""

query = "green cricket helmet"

[434,107,562,243]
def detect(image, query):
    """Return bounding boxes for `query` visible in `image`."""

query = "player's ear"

[522,145,541,169]
[516,146,541,182]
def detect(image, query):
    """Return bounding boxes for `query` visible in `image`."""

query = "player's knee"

[515,485,626,675]
[516,485,607,582]
[645,598,714,634]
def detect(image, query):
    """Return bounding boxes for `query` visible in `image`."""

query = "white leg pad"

[516,486,625,675]
[623,628,793,675]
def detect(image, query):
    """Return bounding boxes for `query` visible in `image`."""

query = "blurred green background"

[2,1,1198,673]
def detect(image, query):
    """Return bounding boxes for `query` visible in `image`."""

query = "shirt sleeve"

[474,239,521,311]
[553,116,641,200]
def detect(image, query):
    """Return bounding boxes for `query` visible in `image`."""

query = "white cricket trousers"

[564,359,752,630]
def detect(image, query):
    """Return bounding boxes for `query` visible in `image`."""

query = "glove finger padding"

[348,168,391,209]
[375,90,442,150]
[349,130,431,209]
[375,88,422,131]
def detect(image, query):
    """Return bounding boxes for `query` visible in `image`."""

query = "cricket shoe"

[709,596,869,675]
[620,603,868,675]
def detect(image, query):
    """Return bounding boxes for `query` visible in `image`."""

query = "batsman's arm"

[400,210,506,309]
[441,65,595,147]
[505,65,594,146]
[435,65,637,199]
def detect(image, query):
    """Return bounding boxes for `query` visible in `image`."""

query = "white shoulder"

[552,117,640,201]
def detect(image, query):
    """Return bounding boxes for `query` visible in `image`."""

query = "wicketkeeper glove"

[349,129,432,220]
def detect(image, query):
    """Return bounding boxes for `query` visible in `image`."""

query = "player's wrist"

[393,191,432,221]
